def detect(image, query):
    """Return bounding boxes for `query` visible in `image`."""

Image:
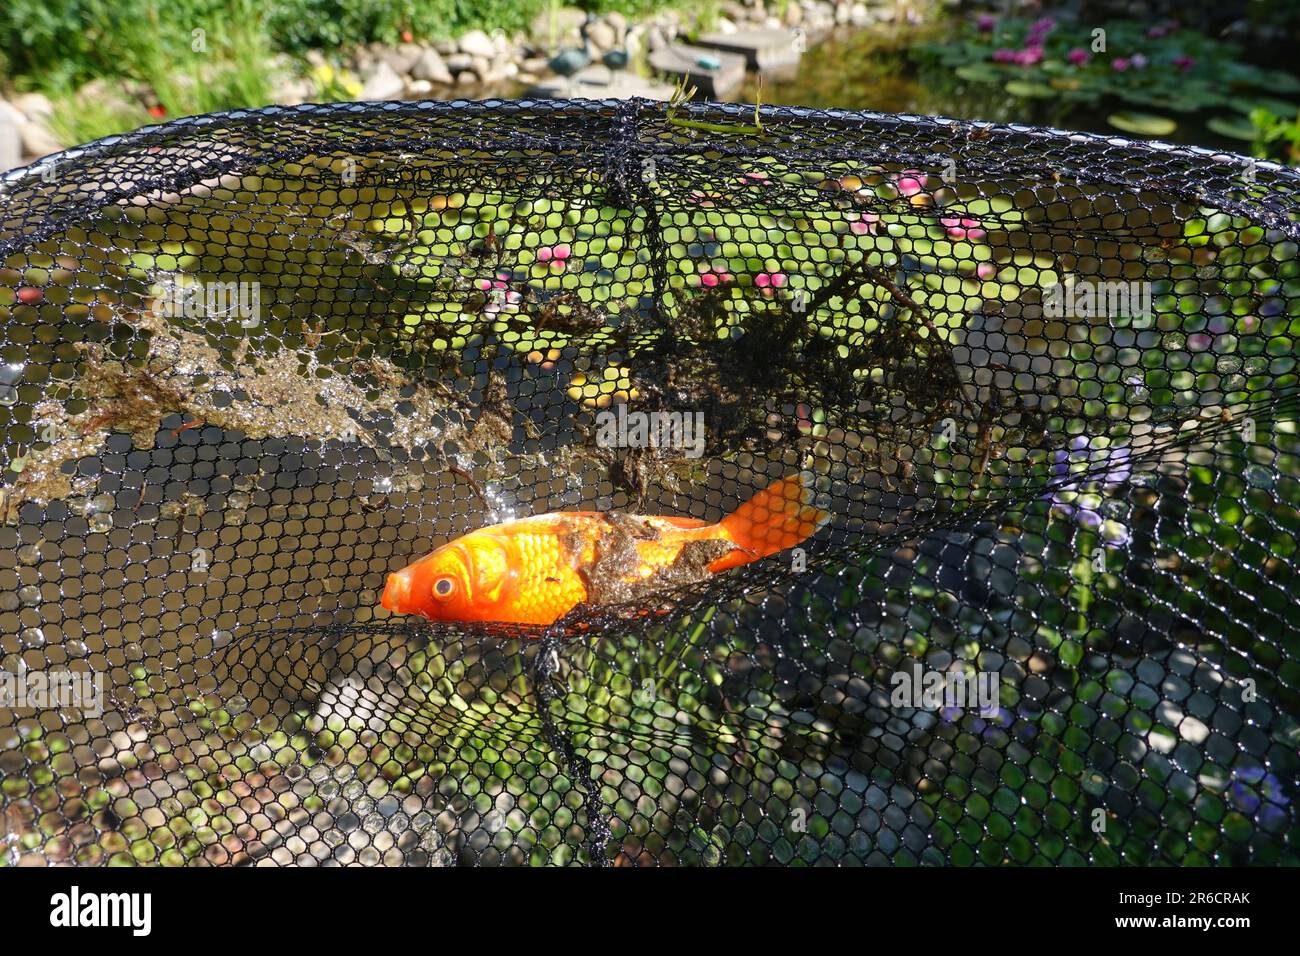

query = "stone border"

[0,1,902,170]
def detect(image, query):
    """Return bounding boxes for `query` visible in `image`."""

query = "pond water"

[738,20,1273,153]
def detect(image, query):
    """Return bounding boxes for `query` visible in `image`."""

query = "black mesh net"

[1,98,1297,867]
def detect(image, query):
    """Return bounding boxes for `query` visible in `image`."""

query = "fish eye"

[433,576,456,599]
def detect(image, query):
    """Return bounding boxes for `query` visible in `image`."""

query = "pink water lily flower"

[1067,48,1090,66]
[1014,46,1044,66]
[851,212,881,235]
[754,271,788,294]
[1111,57,1131,71]
[976,14,997,32]
[536,243,571,272]
[894,169,928,197]
[475,272,522,314]
[941,216,987,241]
[1174,55,1196,71]
[992,48,1018,63]
[699,266,733,287]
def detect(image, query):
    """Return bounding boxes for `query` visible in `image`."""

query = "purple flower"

[1130,53,1148,69]
[1067,47,1091,66]
[992,47,1018,63]
[1111,57,1131,72]
[977,13,997,32]
[1229,766,1290,829]
[1026,17,1056,43]
[1044,435,1133,545]
[1014,46,1044,66]
[1174,55,1196,71]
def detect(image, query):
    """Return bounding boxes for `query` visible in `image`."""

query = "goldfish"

[380,473,830,627]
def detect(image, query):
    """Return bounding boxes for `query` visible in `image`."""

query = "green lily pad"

[1206,115,1257,141]
[1005,80,1056,99]
[1106,111,1178,136]
[955,63,999,83]
[1260,70,1300,93]
[1229,97,1299,119]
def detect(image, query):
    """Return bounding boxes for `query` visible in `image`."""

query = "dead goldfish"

[380,473,830,627]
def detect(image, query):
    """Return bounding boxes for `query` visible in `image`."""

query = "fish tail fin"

[711,473,830,572]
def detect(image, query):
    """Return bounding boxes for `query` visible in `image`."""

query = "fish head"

[381,532,511,621]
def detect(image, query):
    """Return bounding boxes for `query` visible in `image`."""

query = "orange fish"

[380,474,830,627]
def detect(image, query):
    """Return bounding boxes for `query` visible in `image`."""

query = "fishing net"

[1,98,1297,867]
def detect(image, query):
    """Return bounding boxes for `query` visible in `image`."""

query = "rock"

[850,3,872,26]
[471,56,492,78]
[647,27,670,52]
[696,28,803,72]
[20,120,63,158]
[605,11,629,37]
[785,3,804,25]
[458,29,496,59]
[373,43,421,75]
[12,92,53,125]
[521,56,550,75]
[714,17,739,34]
[406,79,434,96]
[435,40,458,56]
[720,2,751,23]
[445,53,474,74]
[648,42,747,99]
[585,20,618,52]
[834,2,851,24]
[304,49,328,69]
[456,71,479,88]
[269,74,314,105]
[358,60,405,100]
[74,78,138,117]
[0,101,24,170]
[411,48,453,84]
[528,67,673,100]
[530,6,588,48]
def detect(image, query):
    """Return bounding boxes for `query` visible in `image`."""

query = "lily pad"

[1229,97,1299,119]
[1260,70,1300,94]
[955,63,1000,83]
[1206,115,1257,141]
[1004,80,1056,99]
[1106,111,1178,136]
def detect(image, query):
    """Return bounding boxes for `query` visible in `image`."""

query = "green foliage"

[45,91,149,148]
[1249,107,1300,165]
